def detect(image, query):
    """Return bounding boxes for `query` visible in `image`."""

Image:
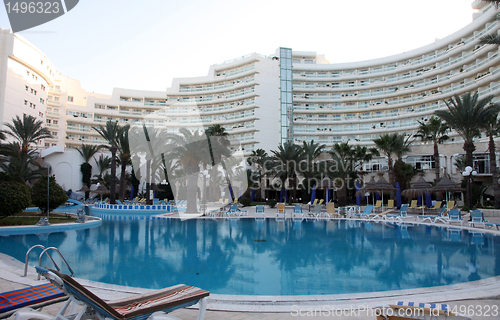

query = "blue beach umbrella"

[417,194,422,206]
[355,182,361,206]
[375,192,380,201]
[130,186,134,201]
[311,185,316,204]
[251,189,255,202]
[325,188,330,203]
[395,182,402,209]
[229,186,233,202]
[425,192,432,208]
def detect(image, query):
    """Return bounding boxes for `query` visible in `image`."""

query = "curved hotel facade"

[0,1,499,189]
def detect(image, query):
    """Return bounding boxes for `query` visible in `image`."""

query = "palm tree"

[74,144,100,196]
[205,124,233,201]
[299,140,325,202]
[481,114,500,206]
[92,154,111,184]
[1,114,52,156]
[169,128,211,213]
[327,142,354,206]
[271,141,304,203]
[373,133,408,185]
[93,120,125,204]
[435,92,499,167]
[0,115,52,183]
[116,125,131,202]
[415,117,449,181]
[0,142,45,182]
[247,148,269,201]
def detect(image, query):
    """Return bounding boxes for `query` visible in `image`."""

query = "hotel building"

[0,0,500,190]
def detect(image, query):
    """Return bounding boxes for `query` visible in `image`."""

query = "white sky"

[0,0,477,94]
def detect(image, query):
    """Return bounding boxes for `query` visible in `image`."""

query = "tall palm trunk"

[120,159,127,202]
[489,136,500,207]
[387,156,396,199]
[186,173,198,213]
[433,142,440,181]
[110,147,117,204]
[464,141,475,167]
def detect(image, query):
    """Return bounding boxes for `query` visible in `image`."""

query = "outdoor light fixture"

[462,166,477,209]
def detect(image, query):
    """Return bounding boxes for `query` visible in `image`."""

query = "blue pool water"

[1,208,499,295]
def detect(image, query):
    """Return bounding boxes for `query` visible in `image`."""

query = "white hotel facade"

[1,0,500,190]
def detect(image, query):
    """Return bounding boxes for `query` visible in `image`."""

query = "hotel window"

[51,131,58,136]
[53,120,58,125]
[46,119,51,124]
[24,100,27,105]
[68,96,74,102]
[25,85,29,91]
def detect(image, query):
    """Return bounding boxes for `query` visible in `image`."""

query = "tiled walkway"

[1,205,500,319]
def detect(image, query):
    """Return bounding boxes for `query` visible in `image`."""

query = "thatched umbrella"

[77,185,90,192]
[402,174,433,214]
[93,185,109,201]
[431,175,464,204]
[372,174,397,211]
[356,176,376,203]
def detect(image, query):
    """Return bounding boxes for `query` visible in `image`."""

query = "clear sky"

[1,0,477,94]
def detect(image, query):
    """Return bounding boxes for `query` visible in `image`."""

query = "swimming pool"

[1,212,499,296]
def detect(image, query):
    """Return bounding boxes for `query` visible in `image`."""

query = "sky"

[0,0,478,95]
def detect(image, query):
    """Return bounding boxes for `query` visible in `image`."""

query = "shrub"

[267,199,277,208]
[31,176,68,213]
[239,197,251,207]
[0,176,31,218]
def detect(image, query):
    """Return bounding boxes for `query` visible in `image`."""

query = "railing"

[23,245,74,279]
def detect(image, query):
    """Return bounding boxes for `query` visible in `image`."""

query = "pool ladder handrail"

[23,245,75,280]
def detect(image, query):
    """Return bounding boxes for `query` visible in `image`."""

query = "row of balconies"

[166,86,256,103]
[292,19,498,80]
[293,53,500,102]
[179,75,255,93]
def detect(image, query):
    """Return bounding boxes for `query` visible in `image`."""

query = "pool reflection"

[0,218,499,295]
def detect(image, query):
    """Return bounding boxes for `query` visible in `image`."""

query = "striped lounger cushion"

[51,269,209,320]
[0,283,65,313]
[394,301,450,313]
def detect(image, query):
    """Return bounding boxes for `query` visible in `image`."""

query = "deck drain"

[253,239,267,242]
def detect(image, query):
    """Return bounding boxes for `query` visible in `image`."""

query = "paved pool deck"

[1,206,500,319]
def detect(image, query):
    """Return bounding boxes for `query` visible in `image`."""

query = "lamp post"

[201,170,209,215]
[462,166,477,209]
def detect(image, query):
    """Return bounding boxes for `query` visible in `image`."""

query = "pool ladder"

[23,245,75,280]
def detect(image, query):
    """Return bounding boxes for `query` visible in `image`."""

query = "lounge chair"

[354,205,374,219]
[115,200,123,205]
[386,199,394,211]
[228,204,247,217]
[276,203,286,218]
[308,204,322,219]
[485,222,500,230]
[318,199,324,205]
[255,205,265,217]
[447,209,463,226]
[14,267,209,320]
[373,200,382,212]
[376,301,471,319]
[417,206,447,224]
[0,284,66,319]
[427,201,442,212]
[408,200,418,211]
[446,201,455,210]
[308,199,318,211]
[325,202,338,218]
[292,205,304,218]
[469,210,488,228]
[383,204,409,222]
